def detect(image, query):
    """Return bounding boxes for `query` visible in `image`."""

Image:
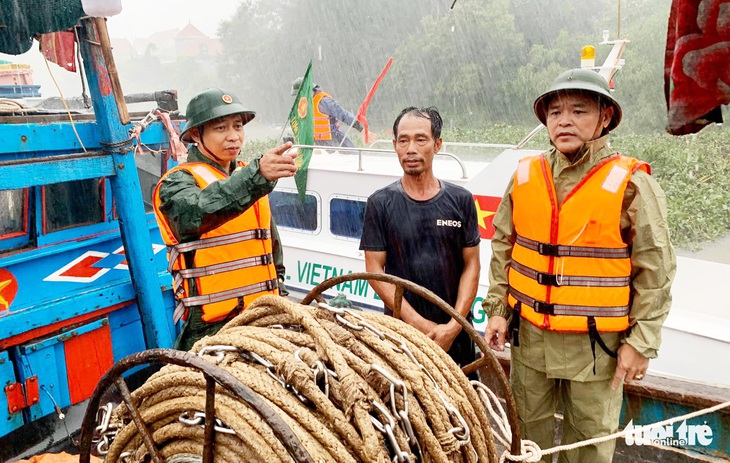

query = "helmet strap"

[595,102,612,138]
[594,113,605,140]
[196,126,227,164]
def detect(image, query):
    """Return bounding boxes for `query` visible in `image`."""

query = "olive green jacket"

[482,136,676,380]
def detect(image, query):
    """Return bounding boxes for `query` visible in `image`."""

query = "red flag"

[473,195,502,240]
[40,31,77,72]
[356,57,393,143]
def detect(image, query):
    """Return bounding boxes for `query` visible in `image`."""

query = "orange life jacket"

[153,162,278,323]
[508,153,649,333]
[313,90,335,141]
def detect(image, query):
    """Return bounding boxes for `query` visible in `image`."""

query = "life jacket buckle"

[533,301,555,315]
[537,242,559,256]
[536,272,559,286]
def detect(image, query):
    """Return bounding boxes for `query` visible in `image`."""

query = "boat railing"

[291,144,469,178]
[514,125,545,149]
[368,140,515,150]
[370,131,546,152]
[443,141,516,150]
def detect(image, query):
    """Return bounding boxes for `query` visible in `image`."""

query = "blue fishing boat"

[0,5,180,458]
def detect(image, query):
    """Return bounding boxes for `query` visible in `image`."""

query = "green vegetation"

[239,138,278,162]
[614,128,730,249]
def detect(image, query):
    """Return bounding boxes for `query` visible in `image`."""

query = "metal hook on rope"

[370,401,412,463]
[92,402,120,455]
[241,350,310,404]
[197,345,239,364]
[178,411,236,435]
[371,364,421,456]
[437,390,471,444]
[294,348,336,398]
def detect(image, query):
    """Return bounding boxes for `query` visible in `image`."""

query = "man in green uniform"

[154,88,297,351]
[482,69,676,462]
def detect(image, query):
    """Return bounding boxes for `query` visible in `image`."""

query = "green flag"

[289,61,315,203]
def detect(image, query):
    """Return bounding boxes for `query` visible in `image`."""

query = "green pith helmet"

[290,77,304,96]
[291,77,317,96]
[533,68,622,132]
[180,88,255,142]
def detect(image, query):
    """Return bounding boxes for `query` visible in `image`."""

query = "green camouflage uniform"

[156,146,288,351]
[482,135,676,463]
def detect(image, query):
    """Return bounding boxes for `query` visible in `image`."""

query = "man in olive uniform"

[482,69,676,462]
[153,88,297,351]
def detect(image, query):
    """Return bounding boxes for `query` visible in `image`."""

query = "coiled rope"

[0,98,27,113]
[104,295,505,462]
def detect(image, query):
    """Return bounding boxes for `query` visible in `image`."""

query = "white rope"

[473,380,730,463]
[0,98,26,112]
[500,441,543,463]
[472,381,512,448]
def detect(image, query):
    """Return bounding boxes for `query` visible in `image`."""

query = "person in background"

[153,87,296,351]
[359,106,481,377]
[290,77,377,149]
[482,69,676,462]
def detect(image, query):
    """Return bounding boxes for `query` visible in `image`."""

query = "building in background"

[112,22,220,64]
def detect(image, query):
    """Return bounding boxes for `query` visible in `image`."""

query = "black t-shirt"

[359,180,480,366]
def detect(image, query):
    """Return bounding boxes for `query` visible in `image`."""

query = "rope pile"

[0,98,28,113]
[104,295,505,462]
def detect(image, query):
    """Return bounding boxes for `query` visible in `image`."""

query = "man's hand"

[366,130,379,144]
[427,323,461,352]
[259,141,297,181]
[612,343,650,390]
[484,316,508,351]
[407,315,438,338]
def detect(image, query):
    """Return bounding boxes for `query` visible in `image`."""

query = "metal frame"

[78,349,314,463]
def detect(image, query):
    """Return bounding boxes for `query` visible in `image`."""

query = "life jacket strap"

[510,301,521,348]
[173,301,187,324]
[167,228,270,272]
[510,261,631,287]
[516,235,630,259]
[588,316,618,375]
[177,253,273,279]
[180,278,278,308]
[510,287,630,318]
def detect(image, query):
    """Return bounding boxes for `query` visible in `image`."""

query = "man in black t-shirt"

[359,106,481,371]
